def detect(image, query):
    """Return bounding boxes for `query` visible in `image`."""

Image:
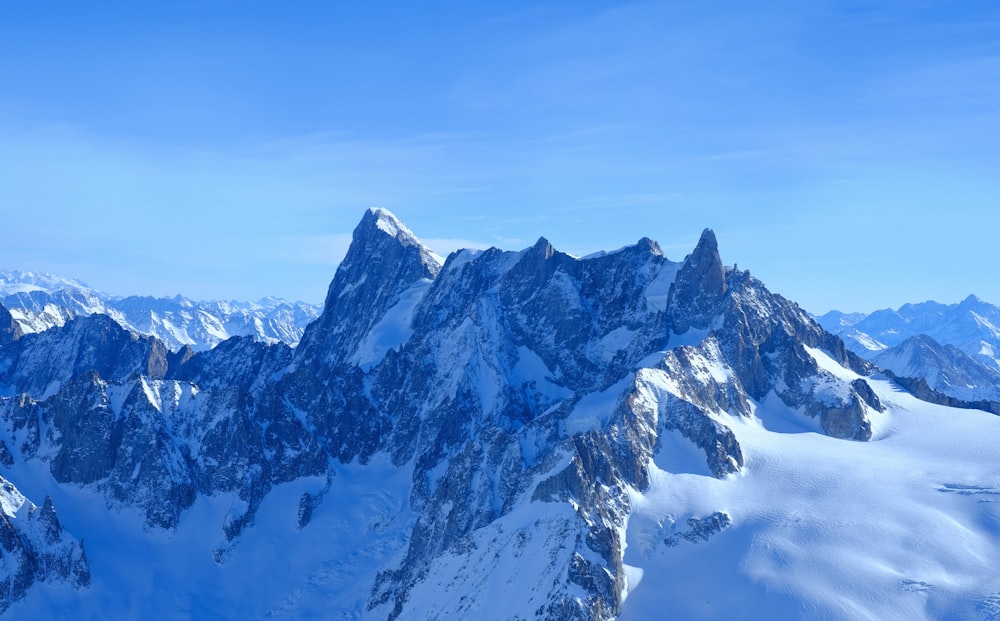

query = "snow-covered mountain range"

[817,298,1000,402]
[1,208,999,619]
[0,270,321,351]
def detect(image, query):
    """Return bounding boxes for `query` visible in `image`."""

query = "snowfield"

[622,374,1000,621]
[5,457,416,620]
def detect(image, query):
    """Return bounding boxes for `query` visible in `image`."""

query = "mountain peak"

[959,293,986,308]
[692,228,720,262]
[0,269,90,295]
[296,209,442,367]
[530,236,556,259]
[347,208,442,272]
[362,207,421,246]
[667,228,727,332]
[637,236,663,256]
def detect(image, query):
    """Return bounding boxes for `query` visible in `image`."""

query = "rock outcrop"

[0,478,89,612]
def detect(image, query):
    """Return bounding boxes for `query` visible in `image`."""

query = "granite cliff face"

[0,209,887,618]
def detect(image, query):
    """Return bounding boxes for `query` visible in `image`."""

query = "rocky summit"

[0,208,994,620]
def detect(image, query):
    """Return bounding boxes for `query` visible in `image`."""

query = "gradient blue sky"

[1,1,997,313]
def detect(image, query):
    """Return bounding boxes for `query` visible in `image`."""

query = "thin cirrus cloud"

[0,1,998,311]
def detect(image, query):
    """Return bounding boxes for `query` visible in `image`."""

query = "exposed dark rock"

[297,491,320,529]
[667,228,727,334]
[167,334,292,390]
[0,302,23,347]
[0,314,168,399]
[0,438,13,467]
[884,370,1000,416]
[851,378,884,412]
[664,511,732,546]
[0,478,90,612]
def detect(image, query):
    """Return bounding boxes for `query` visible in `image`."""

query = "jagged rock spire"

[667,228,728,333]
[37,495,62,544]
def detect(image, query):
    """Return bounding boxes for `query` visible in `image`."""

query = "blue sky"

[1,1,998,313]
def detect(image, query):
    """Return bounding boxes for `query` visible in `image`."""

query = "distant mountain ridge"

[0,269,321,352]
[817,295,1000,365]
[817,296,1000,402]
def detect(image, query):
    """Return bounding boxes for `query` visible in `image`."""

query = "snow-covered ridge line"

[816,295,1000,401]
[0,269,321,351]
[816,294,1000,361]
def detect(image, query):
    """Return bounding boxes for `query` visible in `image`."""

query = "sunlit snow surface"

[6,457,415,620]
[621,376,1000,621]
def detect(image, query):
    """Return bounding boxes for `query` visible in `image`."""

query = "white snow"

[563,375,633,435]
[644,262,680,312]
[140,376,163,412]
[0,476,28,518]
[445,248,483,270]
[669,326,714,350]
[350,278,434,371]
[849,330,889,352]
[0,269,89,296]
[511,345,572,402]
[369,207,442,265]
[971,311,1000,339]
[620,376,1000,621]
[5,454,416,620]
[2,270,320,350]
[401,500,581,620]
[371,207,407,238]
[804,346,862,382]
[601,326,636,363]
[1,283,45,294]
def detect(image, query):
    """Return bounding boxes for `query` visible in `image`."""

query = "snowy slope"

[6,339,1000,620]
[4,457,414,620]
[622,366,1000,621]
